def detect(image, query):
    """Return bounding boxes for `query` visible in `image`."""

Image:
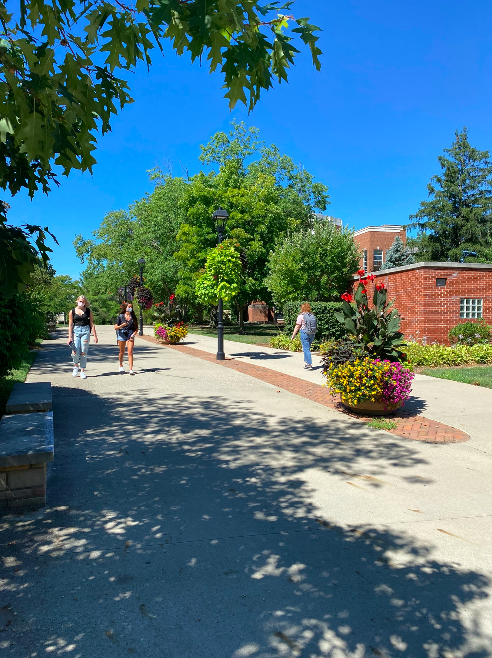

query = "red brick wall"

[352,266,492,344]
[354,228,407,270]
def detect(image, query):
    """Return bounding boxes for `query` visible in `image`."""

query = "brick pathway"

[138,335,469,444]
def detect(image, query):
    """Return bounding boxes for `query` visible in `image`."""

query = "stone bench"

[6,381,52,414]
[0,412,54,510]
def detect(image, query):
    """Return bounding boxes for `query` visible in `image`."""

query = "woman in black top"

[67,296,98,379]
[114,302,138,374]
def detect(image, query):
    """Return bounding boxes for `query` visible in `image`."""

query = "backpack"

[303,312,317,335]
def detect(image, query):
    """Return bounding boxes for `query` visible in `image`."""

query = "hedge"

[0,293,47,378]
[283,301,348,340]
[405,342,492,367]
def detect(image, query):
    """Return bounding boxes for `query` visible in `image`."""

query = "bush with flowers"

[154,321,188,344]
[336,270,406,361]
[321,271,414,412]
[325,357,414,410]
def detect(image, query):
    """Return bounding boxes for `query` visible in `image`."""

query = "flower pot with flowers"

[322,271,414,414]
[154,322,188,344]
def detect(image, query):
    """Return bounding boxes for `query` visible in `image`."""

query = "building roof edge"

[351,262,492,278]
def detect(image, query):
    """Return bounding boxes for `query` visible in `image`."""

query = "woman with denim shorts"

[291,302,317,369]
[67,296,98,379]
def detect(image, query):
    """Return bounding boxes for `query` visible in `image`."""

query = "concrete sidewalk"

[175,331,492,450]
[1,326,492,657]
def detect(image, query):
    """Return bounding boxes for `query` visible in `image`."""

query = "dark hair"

[120,303,138,331]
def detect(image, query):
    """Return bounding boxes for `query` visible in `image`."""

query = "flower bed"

[405,342,492,367]
[154,322,188,344]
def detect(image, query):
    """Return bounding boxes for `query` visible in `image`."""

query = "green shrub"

[448,321,492,346]
[321,340,366,373]
[269,334,303,352]
[283,302,348,340]
[0,293,46,377]
[405,341,492,367]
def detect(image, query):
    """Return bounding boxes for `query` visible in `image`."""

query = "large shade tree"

[410,128,492,262]
[175,121,330,325]
[75,173,187,303]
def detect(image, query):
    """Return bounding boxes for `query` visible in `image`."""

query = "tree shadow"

[0,386,490,657]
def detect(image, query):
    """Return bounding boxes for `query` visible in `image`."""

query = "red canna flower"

[357,269,365,276]
[341,292,354,303]
[366,274,376,282]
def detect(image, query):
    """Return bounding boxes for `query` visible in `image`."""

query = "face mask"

[126,307,133,313]
[77,301,85,307]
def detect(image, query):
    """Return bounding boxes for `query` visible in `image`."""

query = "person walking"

[67,295,98,379]
[291,303,317,369]
[115,302,138,374]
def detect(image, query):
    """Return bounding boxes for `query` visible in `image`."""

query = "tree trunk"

[237,302,246,333]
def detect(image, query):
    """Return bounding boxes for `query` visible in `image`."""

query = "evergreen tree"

[381,236,415,270]
[410,128,492,262]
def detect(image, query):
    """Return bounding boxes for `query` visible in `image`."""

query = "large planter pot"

[341,396,403,416]
[157,338,180,345]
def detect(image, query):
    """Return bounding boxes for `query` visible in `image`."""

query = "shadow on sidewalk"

[0,385,490,657]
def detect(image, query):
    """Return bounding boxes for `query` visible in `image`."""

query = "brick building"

[354,262,492,344]
[354,225,407,271]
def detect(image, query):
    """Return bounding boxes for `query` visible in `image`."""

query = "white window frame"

[363,250,367,272]
[460,298,483,319]
[373,249,383,270]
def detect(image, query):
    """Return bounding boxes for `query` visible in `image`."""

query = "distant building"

[354,225,407,271]
[313,213,343,227]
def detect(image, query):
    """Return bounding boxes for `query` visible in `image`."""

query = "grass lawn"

[188,324,282,346]
[421,365,492,388]
[0,346,40,419]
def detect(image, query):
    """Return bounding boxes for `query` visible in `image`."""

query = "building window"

[363,250,367,272]
[436,278,447,287]
[373,249,383,271]
[460,298,483,319]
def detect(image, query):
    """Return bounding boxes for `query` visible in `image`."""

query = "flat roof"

[354,225,404,236]
[353,261,492,277]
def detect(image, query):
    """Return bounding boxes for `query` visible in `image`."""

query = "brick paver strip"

[138,335,469,444]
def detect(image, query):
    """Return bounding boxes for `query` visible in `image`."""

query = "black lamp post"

[213,207,229,360]
[138,257,146,336]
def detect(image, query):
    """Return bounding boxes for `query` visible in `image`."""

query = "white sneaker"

[72,367,79,377]
[129,370,135,375]
[119,366,124,373]
[80,371,87,379]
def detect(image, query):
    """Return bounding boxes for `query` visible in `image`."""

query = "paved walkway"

[1,326,492,657]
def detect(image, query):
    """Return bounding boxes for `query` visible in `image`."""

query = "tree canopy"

[75,173,187,303]
[265,221,361,304]
[410,128,492,262]
[0,1,321,199]
[175,122,330,316]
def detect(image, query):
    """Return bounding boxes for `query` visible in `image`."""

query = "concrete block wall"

[0,463,47,509]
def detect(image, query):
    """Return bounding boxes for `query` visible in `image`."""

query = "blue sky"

[6,0,492,279]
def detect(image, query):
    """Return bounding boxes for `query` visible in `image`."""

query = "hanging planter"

[136,286,153,310]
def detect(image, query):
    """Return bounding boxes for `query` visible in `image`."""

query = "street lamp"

[138,257,146,336]
[213,207,229,360]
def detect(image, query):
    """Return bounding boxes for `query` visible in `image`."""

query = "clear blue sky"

[6,0,492,280]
